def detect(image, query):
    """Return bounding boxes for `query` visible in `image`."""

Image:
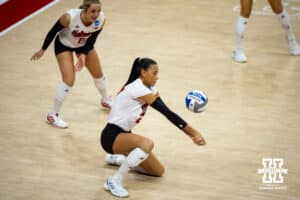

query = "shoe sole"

[103,180,129,198]
[232,51,247,63]
[46,120,68,129]
[234,60,247,63]
[290,52,300,56]
[232,56,247,63]
[103,181,109,191]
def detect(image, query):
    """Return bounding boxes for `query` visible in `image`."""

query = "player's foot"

[104,176,129,198]
[101,98,112,109]
[47,112,68,128]
[106,154,126,166]
[288,40,300,56]
[232,49,247,63]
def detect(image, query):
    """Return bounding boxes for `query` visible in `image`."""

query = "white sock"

[113,148,149,180]
[53,82,71,113]
[235,16,249,50]
[94,76,109,102]
[277,9,295,41]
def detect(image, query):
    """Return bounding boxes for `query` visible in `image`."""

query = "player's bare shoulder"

[59,13,71,27]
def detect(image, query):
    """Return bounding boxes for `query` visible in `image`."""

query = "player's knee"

[139,138,154,153]
[154,166,165,177]
[272,6,283,14]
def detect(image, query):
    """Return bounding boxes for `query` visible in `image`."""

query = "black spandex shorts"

[54,37,93,55]
[101,123,131,154]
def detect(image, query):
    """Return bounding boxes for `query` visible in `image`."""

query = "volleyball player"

[100,57,206,197]
[31,0,111,128]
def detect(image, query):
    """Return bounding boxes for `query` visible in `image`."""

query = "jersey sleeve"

[127,80,152,99]
[150,86,158,94]
[66,9,77,27]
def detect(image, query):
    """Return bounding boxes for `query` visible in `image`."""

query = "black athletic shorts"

[54,37,93,55]
[101,123,131,154]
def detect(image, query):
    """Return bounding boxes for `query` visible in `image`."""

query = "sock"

[113,148,149,181]
[235,16,249,50]
[53,82,71,113]
[94,76,109,102]
[277,9,295,41]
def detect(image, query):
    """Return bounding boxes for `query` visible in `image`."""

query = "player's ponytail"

[79,0,101,10]
[124,57,157,86]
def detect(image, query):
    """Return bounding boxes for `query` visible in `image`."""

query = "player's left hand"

[183,125,206,145]
[75,54,86,72]
[192,133,206,145]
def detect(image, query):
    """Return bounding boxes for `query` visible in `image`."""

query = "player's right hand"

[31,49,44,61]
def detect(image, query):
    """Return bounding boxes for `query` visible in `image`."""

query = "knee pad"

[126,148,149,168]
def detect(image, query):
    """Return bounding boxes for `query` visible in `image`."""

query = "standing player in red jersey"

[31,0,111,128]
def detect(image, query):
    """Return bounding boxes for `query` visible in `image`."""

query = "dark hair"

[124,57,157,86]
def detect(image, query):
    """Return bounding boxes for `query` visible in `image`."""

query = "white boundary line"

[0,0,60,37]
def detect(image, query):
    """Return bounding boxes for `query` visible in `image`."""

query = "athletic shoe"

[47,112,68,128]
[101,98,112,109]
[232,49,247,63]
[106,154,126,166]
[104,176,129,198]
[288,40,300,56]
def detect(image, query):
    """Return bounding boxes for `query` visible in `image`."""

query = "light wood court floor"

[0,0,299,199]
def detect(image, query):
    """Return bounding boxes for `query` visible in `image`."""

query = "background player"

[31,0,111,128]
[232,0,300,63]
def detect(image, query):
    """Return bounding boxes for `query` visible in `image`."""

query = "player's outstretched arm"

[141,94,206,146]
[30,13,70,61]
[182,125,206,145]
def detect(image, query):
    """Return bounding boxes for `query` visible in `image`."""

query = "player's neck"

[80,12,92,26]
[140,78,151,88]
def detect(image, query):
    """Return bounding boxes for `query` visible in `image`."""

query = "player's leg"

[105,152,164,177]
[84,49,112,108]
[232,0,253,63]
[138,152,165,177]
[47,51,75,128]
[104,133,160,197]
[268,0,300,55]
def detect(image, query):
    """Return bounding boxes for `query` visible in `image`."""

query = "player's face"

[85,3,101,23]
[141,64,159,87]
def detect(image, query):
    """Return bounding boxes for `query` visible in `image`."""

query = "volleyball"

[185,90,208,113]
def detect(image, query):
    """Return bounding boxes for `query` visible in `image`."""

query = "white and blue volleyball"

[185,90,208,113]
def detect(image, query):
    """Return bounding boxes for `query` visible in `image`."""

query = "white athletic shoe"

[232,49,247,63]
[101,98,112,110]
[47,112,68,128]
[288,40,300,56]
[104,176,129,198]
[106,154,126,166]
